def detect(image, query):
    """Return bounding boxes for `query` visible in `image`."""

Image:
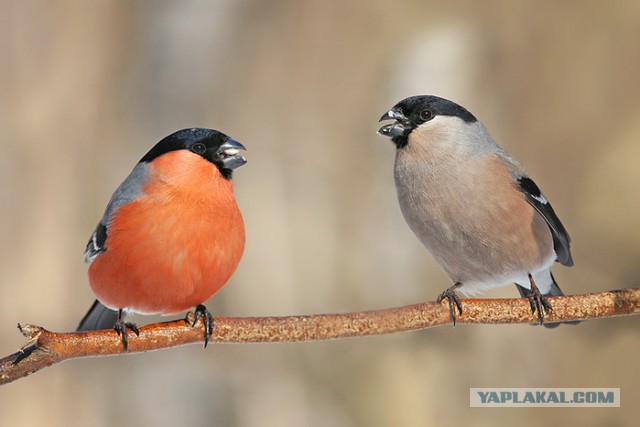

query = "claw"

[437,283,463,327]
[526,274,553,325]
[113,310,139,352]
[189,304,214,349]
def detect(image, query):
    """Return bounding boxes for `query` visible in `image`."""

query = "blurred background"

[1,1,639,426]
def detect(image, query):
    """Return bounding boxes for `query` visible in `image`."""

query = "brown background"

[1,1,638,426]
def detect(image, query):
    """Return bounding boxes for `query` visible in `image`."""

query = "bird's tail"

[515,273,580,328]
[77,300,119,331]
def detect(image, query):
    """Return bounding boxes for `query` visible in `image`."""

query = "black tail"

[77,300,119,331]
[515,273,580,328]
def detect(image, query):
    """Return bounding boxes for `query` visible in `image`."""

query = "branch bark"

[1,287,638,386]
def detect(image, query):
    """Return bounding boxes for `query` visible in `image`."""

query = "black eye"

[419,109,434,122]
[192,143,206,154]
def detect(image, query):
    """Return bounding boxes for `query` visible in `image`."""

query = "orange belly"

[88,156,245,315]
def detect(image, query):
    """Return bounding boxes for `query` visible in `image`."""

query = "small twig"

[1,287,638,386]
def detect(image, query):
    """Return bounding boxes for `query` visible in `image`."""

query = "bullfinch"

[378,95,577,327]
[77,128,247,350]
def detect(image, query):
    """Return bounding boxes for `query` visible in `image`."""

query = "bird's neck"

[147,151,236,202]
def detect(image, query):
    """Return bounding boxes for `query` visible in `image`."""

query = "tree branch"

[1,287,638,386]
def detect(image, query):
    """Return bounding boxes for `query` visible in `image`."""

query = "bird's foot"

[526,274,553,325]
[113,320,140,351]
[189,304,214,349]
[437,283,463,327]
[114,321,139,352]
[113,309,139,352]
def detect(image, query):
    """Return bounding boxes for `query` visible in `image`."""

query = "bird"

[378,95,577,327]
[77,128,247,350]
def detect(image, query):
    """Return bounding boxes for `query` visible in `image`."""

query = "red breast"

[88,150,245,315]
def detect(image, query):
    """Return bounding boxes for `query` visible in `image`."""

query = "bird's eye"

[419,109,434,122]
[192,143,206,154]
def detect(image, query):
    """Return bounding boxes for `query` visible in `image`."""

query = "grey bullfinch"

[378,95,577,327]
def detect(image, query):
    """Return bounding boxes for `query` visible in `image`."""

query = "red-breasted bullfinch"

[378,95,578,327]
[77,128,247,349]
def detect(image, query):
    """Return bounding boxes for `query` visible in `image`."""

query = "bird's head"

[378,95,477,149]
[140,128,247,179]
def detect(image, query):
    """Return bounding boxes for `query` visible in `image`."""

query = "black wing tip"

[516,176,574,267]
[84,222,108,263]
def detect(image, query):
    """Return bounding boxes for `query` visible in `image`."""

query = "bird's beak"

[218,138,247,170]
[378,108,407,123]
[378,107,409,138]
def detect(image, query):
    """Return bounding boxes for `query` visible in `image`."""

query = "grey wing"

[84,222,107,263]
[516,175,573,266]
[83,162,150,264]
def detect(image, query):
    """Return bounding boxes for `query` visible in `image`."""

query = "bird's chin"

[377,122,407,138]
